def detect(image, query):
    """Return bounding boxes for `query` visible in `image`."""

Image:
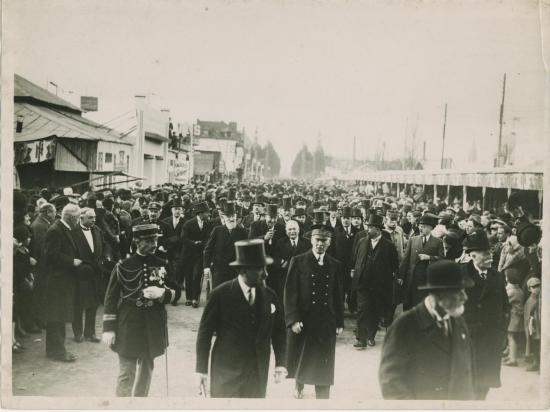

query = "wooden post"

[482,186,487,211]
[463,185,468,211]
[447,185,450,203]
[433,184,437,203]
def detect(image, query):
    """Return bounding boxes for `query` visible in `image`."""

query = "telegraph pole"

[497,73,507,167]
[440,103,448,169]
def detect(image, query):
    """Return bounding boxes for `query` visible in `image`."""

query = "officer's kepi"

[133,223,162,239]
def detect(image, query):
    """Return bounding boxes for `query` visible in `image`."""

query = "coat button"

[313,292,316,295]
[324,302,328,306]
[312,300,316,304]
[325,292,328,296]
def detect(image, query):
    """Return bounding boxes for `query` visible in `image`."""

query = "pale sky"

[5,0,546,175]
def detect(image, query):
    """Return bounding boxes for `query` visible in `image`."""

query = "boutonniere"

[270,303,276,314]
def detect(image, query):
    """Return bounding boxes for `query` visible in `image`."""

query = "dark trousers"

[356,288,384,341]
[475,386,490,400]
[46,321,66,357]
[184,259,203,301]
[116,354,154,397]
[296,382,330,399]
[72,306,97,338]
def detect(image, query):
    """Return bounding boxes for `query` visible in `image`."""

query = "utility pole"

[497,73,507,167]
[440,103,448,169]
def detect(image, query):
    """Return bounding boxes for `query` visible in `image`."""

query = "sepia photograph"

[1,0,549,409]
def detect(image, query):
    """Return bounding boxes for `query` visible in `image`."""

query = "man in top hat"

[379,260,475,400]
[280,196,294,224]
[181,202,214,307]
[284,224,344,399]
[102,223,180,397]
[460,230,510,400]
[159,197,186,296]
[71,207,104,343]
[333,206,361,313]
[196,239,287,398]
[242,193,265,230]
[398,213,444,310]
[352,214,399,348]
[384,210,406,264]
[203,202,248,289]
[327,200,342,230]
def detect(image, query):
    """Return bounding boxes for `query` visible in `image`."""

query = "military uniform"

[103,250,180,396]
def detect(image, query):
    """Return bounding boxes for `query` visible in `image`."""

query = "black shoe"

[74,335,84,343]
[13,344,25,354]
[185,300,192,306]
[367,339,376,347]
[85,335,101,343]
[48,353,77,362]
[171,301,179,306]
[353,340,367,349]
[192,300,199,308]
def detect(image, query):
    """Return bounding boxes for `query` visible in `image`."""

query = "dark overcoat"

[103,254,178,359]
[332,225,360,272]
[180,216,214,263]
[159,215,185,261]
[71,225,104,308]
[461,261,510,390]
[39,220,78,323]
[379,302,475,400]
[195,280,286,398]
[283,251,344,386]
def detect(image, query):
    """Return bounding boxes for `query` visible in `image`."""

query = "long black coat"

[379,302,475,400]
[160,216,185,261]
[461,261,510,390]
[196,279,286,398]
[333,225,361,272]
[353,235,399,304]
[203,225,248,287]
[284,251,344,385]
[39,220,78,323]
[180,216,214,263]
[248,220,286,256]
[71,225,104,308]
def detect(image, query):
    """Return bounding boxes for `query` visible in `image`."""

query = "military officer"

[102,224,181,397]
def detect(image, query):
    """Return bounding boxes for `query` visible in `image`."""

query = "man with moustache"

[379,260,475,400]
[203,202,248,288]
[460,230,510,400]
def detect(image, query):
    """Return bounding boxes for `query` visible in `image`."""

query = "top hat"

[229,239,274,267]
[193,201,210,214]
[462,230,490,252]
[293,208,306,218]
[266,204,279,218]
[516,222,542,247]
[222,201,237,216]
[172,197,183,208]
[328,199,338,211]
[312,210,328,225]
[132,223,162,239]
[386,210,399,220]
[228,187,237,201]
[419,213,438,228]
[418,260,474,290]
[351,208,363,218]
[366,213,384,229]
[341,206,352,218]
[282,196,292,210]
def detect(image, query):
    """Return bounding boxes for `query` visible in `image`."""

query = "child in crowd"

[502,268,524,367]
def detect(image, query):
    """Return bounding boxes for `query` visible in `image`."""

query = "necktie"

[317,255,323,266]
[480,271,487,280]
[422,236,426,247]
[292,240,296,249]
[248,288,254,306]
[437,318,451,337]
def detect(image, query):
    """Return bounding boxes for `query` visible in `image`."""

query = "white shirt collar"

[423,233,431,241]
[424,296,450,322]
[60,219,71,230]
[312,251,325,264]
[238,275,255,301]
[472,261,487,276]
[371,233,382,243]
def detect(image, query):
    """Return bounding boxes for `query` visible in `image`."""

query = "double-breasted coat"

[283,251,344,386]
[196,279,286,398]
[398,234,444,310]
[461,261,510,390]
[103,253,179,359]
[379,302,475,400]
[71,225,104,308]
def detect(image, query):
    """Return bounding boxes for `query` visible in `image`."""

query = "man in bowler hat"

[196,239,287,398]
[379,260,476,400]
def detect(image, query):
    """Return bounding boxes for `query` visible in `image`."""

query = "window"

[126,155,130,172]
[97,152,103,171]
[105,153,113,163]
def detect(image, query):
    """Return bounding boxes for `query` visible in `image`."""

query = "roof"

[14,102,132,145]
[15,74,82,114]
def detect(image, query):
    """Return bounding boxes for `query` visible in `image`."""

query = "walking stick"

[163,308,169,397]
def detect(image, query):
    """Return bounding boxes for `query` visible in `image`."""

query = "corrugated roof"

[14,102,132,145]
[15,74,82,113]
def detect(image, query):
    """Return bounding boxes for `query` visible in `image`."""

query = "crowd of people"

[12,180,543,400]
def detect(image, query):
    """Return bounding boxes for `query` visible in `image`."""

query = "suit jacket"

[461,261,510,389]
[332,225,360,271]
[39,220,78,322]
[248,220,286,252]
[196,279,286,398]
[160,215,185,260]
[30,215,53,259]
[272,236,310,272]
[203,225,248,274]
[242,212,262,230]
[379,302,475,400]
[72,225,104,308]
[353,235,399,301]
[181,216,214,262]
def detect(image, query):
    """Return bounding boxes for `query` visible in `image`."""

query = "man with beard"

[284,225,344,399]
[203,202,248,288]
[181,201,213,307]
[352,214,399,348]
[196,239,287,398]
[379,260,475,400]
[460,230,510,400]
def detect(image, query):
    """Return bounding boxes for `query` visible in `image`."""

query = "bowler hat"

[366,214,384,229]
[54,195,70,210]
[222,201,237,216]
[419,213,438,228]
[229,239,273,267]
[133,223,161,239]
[193,201,210,214]
[462,230,490,252]
[516,222,542,247]
[418,260,474,290]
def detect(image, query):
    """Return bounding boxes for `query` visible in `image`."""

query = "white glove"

[198,373,209,397]
[203,268,211,279]
[102,331,116,346]
[291,322,303,334]
[274,366,288,383]
[143,286,165,300]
